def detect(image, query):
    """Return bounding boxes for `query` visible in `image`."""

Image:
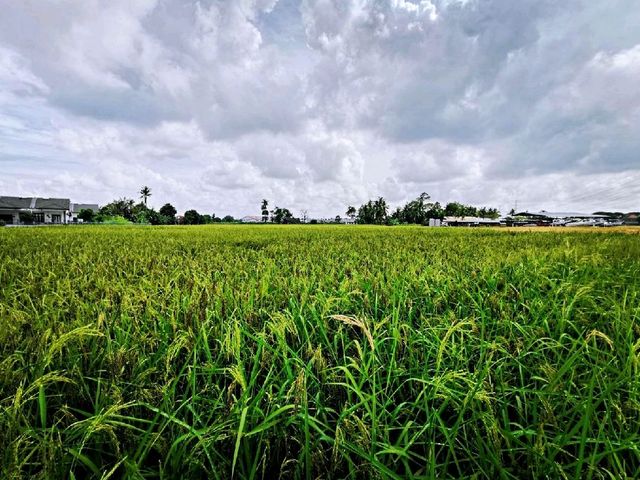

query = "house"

[443,216,502,227]
[0,196,71,225]
[241,215,263,223]
[70,203,100,223]
[512,211,610,226]
[623,212,639,225]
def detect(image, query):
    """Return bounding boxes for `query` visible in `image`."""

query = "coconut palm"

[140,186,152,206]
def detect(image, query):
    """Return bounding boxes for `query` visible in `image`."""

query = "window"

[33,213,44,223]
[51,214,61,224]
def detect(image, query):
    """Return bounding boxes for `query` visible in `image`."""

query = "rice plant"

[1,225,639,479]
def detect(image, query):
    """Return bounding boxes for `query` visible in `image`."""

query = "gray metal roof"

[0,196,32,209]
[34,198,70,210]
[0,196,70,210]
[515,211,608,219]
[71,203,100,213]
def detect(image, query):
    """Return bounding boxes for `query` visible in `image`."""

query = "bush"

[100,215,132,225]
[78,209,95,223]
[0,220,5,227]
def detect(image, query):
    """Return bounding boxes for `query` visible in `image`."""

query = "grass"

[1,225,639,479]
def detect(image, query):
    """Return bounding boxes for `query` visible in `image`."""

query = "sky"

[0,0,639,217]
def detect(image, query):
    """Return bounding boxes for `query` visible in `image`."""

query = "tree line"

[349,193,499,225]
[259,193,500,225]
[79,187,500,226]
[80,187,237,225]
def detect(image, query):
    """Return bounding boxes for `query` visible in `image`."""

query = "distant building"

[0,196,71,224]
[241,215,262,223]
[443,216,502,227]
[512,211,610,226]
[623,212,639,225]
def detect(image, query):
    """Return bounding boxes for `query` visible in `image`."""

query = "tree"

[184,210,202,225]
[300,210,309,223]
[140,186,152,206]
[373,197,389,224]
[272,206,297,224]
[146,209,161,225]
[335,215,342,223]
[425,202,444,220]
[392,192,434,224]
[222,215,235,223]
[346,206,356,220]
[261,199,269,222]
[99,198,135,221]
[356,197,389,224]
[78,208,95,223]
[159,203,177,223]
[478,207,500,219]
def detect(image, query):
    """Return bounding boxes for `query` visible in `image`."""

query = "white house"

[0,197,71,224]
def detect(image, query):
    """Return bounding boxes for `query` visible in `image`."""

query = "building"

[443,216,502,227]
[623,212,639,225]
[0,196,71,225]
[512,211,609,226]
[241,215,263,223]
[70,203,100,223]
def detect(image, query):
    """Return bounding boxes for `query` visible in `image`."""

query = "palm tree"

[140,186,152,206]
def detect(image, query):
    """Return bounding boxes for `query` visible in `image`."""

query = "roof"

[241,215,262,222]
[0,196,32,209]
[34,198,70,210]
[515,211,608,219]
[71,203,100,213]
[444,216,501,223]
[0,196,71,210]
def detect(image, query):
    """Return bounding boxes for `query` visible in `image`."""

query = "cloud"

[0,0,639,216]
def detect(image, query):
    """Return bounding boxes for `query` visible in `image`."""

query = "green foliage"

[444,202,500,219]
[346,205,356,219]
[78,209,95,223]
[222,215,235,223]
[357,197,389,224]
[159,203,177,223]
[99,198,135,221]
[183,209,202,225]
[272,206,298,224]
[391,193,444,224]
[97,215,132,224]
[0,226,639,479]
[139,186,152,206]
